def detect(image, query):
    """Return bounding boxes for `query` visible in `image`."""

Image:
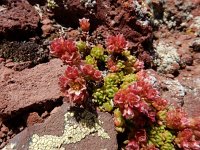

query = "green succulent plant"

[76,41,87,52]
[122,50,136,64]
[90,46,104,59]
[104,73,122,86]
[148,125,175,150]
[93,85,118,106]
[85,55,97,68]
[92,72,124,110]
[120,73,137,89]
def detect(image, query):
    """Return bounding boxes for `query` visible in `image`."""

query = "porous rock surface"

[0,59,64,116]
[146,69,186,106]
[178,65,200,117]
[53,0,153,61]
[0,0,39,39]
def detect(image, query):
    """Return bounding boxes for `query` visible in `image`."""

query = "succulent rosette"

[126,129,147,150]
[166,108,189,130]
[114,80,167,122]
[175,129,200,150]
[80,64,102,81]
[79,18,90,32]
[50,38,81,65]
[59,66,88,104]
[76,40,87,52]
[133,59,145,72]
[106,34,128,54]
[49,20,200,149]
[90,45,104,59]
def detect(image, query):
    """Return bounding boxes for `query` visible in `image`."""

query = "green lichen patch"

[29,110,110,150]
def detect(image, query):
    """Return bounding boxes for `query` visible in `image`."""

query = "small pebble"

[1,125,9,134]
[0,141,6,149]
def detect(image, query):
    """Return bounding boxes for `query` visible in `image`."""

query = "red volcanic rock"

[177,65,200,117]
[0,59,65,117]
[26,112,44,127]
[58,0,153,53]
[145,69,186,106]
[98,0,152,49]
[145,64,200,118]
[1,125,9,134]
[0,58,5,63]
[0,0,39,39]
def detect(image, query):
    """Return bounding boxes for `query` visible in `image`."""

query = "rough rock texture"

[0,59,64,116]
[51,0,153,59]
[177,65,200,117]
[153,29,197,75]
[191,37,200,51]
[0,41,49,66]
[146,69,186,106]
[4,103,118,150]
[95,0,152,52]
[162,0,195,29]
[0,0,40,39]
[26,112,44,127]
[153,41,180,74]
[147,58,200,118]
[50,0,95,28]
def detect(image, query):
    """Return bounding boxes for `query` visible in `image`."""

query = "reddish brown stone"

[0,142,6,149]
[41,111,49,119]
[0,131,5,138]
[193,53,200,65]
[181,53,193,65]
[26,112,44,127]
[41,24,54,36]
[0,59,65,116]
[0,58,5,63]
[1,125,9,134]
[0,0,39,39]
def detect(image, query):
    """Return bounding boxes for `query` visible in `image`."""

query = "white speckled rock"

[4,103,118,150]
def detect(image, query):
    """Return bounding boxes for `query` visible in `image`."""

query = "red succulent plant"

[133,59,144,72]
[59,65,88,104]
[79,18,90,32]
[136,70,150,82]
[50,19,200,150]
[106,34,128,53]
[107,58,119,72]
[166,108,189,130]
[166,108,200,132]
[50,37,67,57]
[126,129,147,150]
[50,38,81,65]
[175,129,200,150]
[114,80,167,122]
[81,64,102,81]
